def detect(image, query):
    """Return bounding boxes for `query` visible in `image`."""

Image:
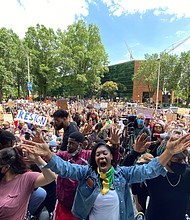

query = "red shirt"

[56,150,91,210]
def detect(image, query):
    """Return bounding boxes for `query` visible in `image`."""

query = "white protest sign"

[16,110,47,126]
[136,106,154,116]
[94,103,101,110]
[100,102,108,109]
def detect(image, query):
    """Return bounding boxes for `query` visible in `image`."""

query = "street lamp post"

[155,58,161,110]
[27,54,30,83]
[26,53,32,99]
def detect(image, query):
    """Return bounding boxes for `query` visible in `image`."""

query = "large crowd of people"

[1,98,190,220]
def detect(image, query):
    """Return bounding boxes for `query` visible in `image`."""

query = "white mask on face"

[48,132,53,137]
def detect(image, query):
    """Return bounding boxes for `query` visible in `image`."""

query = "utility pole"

[26,53,32,99]
[155,35,190,110]
[11,36,32,99]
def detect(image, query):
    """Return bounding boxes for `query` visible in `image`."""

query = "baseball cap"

[69,132,85,143]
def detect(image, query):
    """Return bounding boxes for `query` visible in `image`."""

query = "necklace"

[166,173,181,187]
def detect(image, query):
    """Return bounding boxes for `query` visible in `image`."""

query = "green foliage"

[0,28,25,101]
[176,51,190,106]
[133,54,159,93]
[1,22,190,105]
[101,81,118,98]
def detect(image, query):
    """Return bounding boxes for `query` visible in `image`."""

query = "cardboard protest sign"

[166,113,177,121]
[16,110,47,126]
[0,112,3,121]
[177,108,189,115]
[57,99,68,110]
[3,113,13,122]
[7,100,16,108]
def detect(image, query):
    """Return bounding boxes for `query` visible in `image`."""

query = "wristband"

[38,164,46,169]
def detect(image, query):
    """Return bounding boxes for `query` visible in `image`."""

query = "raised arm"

[21,140,88,181]
[122,133,152,166]
[158,133,190,167]
[23,149,56,188]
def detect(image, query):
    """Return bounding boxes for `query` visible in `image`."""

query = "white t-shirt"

[89,189,120,220]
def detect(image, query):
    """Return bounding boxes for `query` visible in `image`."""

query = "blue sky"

[1,0,190,65]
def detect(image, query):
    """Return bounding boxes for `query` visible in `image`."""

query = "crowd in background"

[1,98,190,220]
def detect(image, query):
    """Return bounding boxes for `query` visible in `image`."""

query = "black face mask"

[169,162,187,175]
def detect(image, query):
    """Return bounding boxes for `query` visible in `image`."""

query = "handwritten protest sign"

[94,103,101,110]
[3,114,13,122]
[56,99,68,110]
[16,110,47,126]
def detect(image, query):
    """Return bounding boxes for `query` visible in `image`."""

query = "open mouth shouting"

[95,145,113,173]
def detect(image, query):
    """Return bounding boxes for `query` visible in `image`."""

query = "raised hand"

[31,129,45,143]
[166,133,190,155]
[82,123,93,135]
[107,127,121,147]
[134,133,151,153]
[23,149,42,163]
[21,140,51,158]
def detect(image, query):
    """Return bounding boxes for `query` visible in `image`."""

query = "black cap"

[69,132,85,143]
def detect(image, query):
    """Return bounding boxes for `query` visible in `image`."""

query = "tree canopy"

[0,20,109,101]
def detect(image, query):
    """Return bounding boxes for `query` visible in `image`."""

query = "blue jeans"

[28,187,47,215]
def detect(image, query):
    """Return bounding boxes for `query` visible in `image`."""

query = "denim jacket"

[45,154,167,220]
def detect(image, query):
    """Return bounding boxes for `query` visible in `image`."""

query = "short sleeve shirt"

[0,171,40,220]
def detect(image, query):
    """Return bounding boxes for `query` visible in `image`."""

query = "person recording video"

[120,113,151,155]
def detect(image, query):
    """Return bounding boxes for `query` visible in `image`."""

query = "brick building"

[103,60,162,103]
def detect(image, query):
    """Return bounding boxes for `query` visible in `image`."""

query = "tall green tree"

[177,51,190,106]
[10,31,30,98]
[133,54,159,99]
[24,24,60,98]
[0,28,23,101]
[60,20,109,97]
[134,53,179,103]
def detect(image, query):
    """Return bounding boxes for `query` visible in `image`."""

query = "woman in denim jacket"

[22,133,190,220]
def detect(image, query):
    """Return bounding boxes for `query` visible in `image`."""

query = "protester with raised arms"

[21,131,190,220]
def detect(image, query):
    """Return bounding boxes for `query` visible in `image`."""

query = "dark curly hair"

[52,110,68,118]
[0,147,27,174]
[88,140,116,172]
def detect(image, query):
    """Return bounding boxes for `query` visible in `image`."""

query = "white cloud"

[0,0,89,37]
[102,0,190,19]
[1,0,190,38]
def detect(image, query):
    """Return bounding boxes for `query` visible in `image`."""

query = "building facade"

[103,60,162,103]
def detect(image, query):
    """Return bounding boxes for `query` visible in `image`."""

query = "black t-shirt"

[145,168,190,220]
[60,122,79,151]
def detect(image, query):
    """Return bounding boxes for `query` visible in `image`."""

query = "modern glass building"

[102,61,135,100]
[102,60,162,103]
